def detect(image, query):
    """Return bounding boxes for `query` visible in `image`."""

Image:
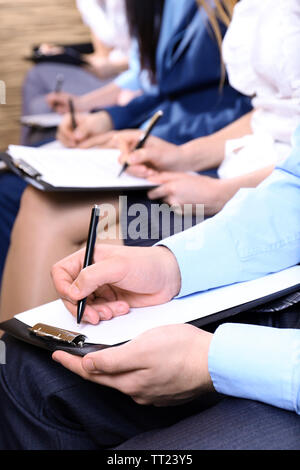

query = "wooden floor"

[0,0,90,151]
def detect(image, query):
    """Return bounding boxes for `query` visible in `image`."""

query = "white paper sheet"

[8,145,156,189]
[15,266,300,346]
[21,113,63,128]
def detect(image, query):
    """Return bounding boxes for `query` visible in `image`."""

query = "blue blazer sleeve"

[101,3,252,144]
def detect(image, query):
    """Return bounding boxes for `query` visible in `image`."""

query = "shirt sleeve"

[114,41,141,91]
[208,323,300,414]
[157,144,300,297]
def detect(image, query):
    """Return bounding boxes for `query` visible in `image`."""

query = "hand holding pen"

[77,205,101,324]
[118,110,164,177]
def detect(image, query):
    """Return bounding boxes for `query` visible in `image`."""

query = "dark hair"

[125,0,165,82]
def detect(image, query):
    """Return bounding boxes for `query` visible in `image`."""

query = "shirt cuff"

[208,323,300,413]
[156,216,242,298]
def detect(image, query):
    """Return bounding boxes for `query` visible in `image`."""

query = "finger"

[73,120,91,143]
[52,248,86,293]
[147,183,171,200]
[78,136,100,149]
[89,299,130,320]
[126,164,157,179]
[78,132,113,149]
[52,351,141,395]
[61,298,101,324]
[126,148,157,166]
[57,115,77,147]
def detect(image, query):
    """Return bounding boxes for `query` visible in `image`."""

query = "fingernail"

[84,358,96,372]
[128,156,137,164]
[116,303,127,314]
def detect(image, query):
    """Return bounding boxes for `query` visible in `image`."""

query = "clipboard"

[1,268,299,357]
[0,150,157,193]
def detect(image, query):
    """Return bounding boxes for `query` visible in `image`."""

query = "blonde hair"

[197,0,238,85]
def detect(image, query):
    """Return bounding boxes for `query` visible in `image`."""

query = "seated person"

[0,0,251,316]
[0,125,299,450]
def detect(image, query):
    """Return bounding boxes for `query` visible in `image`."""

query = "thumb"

[68,257,127,301]
[83,340,141,374]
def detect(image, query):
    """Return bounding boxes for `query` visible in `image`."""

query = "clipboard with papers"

[0,144,157,192]
[1,266,300,357]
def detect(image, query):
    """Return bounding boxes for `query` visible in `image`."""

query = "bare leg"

[0,186,122,321]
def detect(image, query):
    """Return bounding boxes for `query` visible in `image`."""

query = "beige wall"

[0,0,90,151]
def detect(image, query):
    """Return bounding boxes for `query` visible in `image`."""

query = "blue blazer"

[105,0,252,145]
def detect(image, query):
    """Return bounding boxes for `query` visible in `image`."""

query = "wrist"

[216,178,241,209]
[153,246,182,299]
[95,111,114,133]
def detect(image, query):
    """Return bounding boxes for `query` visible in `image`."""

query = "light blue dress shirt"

[114,40,157,93]
[159,125,300,414]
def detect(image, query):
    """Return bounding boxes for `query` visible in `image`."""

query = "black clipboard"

[0,152,158,193]
[1,283,299,357]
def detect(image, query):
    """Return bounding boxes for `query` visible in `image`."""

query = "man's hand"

[53,324,214,406]
[57,111,113,148]
[51,244,181,324]
[46,93,88,114]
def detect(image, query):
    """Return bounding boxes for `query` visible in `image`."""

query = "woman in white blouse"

[75,0,130,75]
[22,0,133,138]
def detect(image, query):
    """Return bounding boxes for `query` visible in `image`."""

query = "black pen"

[68,98,77,130]
[77,205,100,324]
[54,73,64,93]
[118,110,164,177]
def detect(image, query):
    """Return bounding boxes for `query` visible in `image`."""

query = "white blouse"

[218,0,300,178]
[76,0,131,60]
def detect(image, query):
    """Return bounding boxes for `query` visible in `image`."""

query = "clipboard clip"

[14,159,42,180]
[29,323,86,347]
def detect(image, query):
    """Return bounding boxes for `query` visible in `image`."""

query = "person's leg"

[0,173,27,286]
[0,335,220,450]
[0,186,122,320]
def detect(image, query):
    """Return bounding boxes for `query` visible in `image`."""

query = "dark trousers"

[0,307,299,450]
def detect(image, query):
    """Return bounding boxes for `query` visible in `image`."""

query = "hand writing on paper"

[57,111,113,148]
[51,244,181,325]
[53,323,214,406]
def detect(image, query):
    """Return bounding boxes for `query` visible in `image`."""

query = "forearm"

[219,165,275,204]
[180,111,254,172]
[90,32,111,57]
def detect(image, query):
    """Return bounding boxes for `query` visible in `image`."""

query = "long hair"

[197,0,237,51]
[125,0,165,82]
